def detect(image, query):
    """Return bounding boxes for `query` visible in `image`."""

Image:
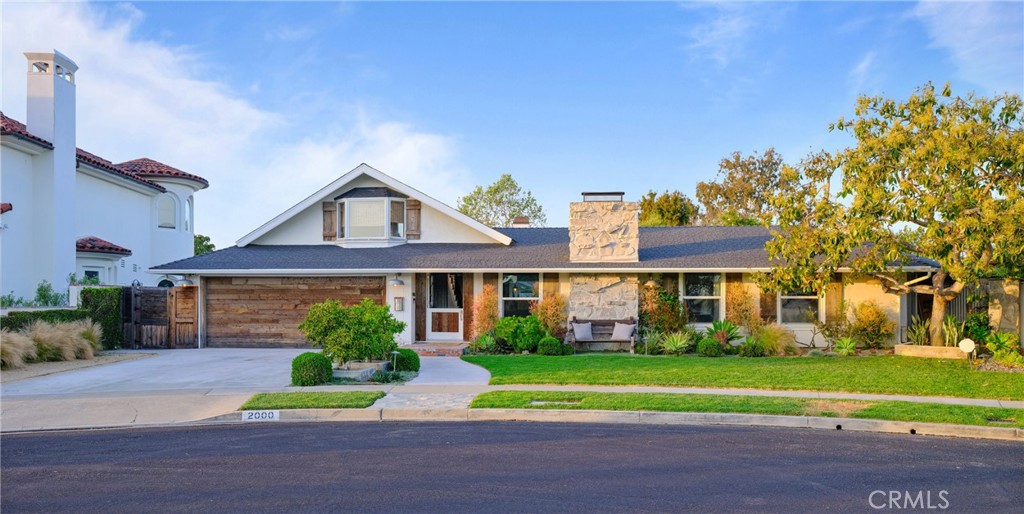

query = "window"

[338,202,345,238]
[348,200,386,238]
[501,273,540,317]
[780,291,820,324]
[157,194,176,229]
[184,197,193,232]
[84,270,100,279]
[682,273,722,323]
[390,200,405,238]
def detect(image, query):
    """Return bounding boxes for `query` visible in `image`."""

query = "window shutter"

[406,200,421,240]
[322,201,336,241]
[825,275,844,323]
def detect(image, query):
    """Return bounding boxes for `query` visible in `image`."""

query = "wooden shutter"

[322,202,336,241]
[825,275,844,323]
[406,200,421,240]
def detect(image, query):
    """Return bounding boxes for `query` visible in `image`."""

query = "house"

[152,163,941,348]
[0,50,208,300]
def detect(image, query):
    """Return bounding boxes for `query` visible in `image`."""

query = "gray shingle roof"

[153,226,938,272]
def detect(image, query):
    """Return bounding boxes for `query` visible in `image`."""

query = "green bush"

[658,331,697,356]
[291,352,333,386]
[494,315,545,353]
[1,309,92,333]
[298,298,406,365]
[371,370,404,383]
[986,331,1019,354]
[537,336,564,355]
[706,320,743,348]
[755,324,799,356]
[963,312,992,344]
[807,349,825,357]
[79,287,124,349]
[906,315,930,345]
[942,315,965,348]
[849,301,896,349]
[738,336,768,357]
[471,334,500,354]
[697,337,723,357]
[640,286,688,334]
[393,348,421,372]
[834,337,858,356]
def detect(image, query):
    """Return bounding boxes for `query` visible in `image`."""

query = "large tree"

[194,234,216,256]
[696,148,783,225]
[638,190,698,226]
[457,174,548,227]
[760,83,1024,346]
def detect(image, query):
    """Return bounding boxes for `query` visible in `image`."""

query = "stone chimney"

[511,216,530,228]
[25,50,77,291]
[568,192,639,263]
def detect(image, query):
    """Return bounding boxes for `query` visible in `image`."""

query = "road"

[2,422,1021,512]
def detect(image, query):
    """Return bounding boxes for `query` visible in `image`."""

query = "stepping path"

[375,357,491,409]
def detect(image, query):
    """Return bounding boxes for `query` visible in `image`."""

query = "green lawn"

[470,391,1024,428]
[462,354,1024,400]
[240,391,385,410]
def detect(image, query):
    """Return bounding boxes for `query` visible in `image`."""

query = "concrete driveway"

[0,348,308,396]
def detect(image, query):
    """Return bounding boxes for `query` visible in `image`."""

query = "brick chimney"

[568,192,639,263]
[511,216,530,228]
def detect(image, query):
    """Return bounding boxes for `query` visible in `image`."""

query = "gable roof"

[236,163,513,247]
[1,111,206,193]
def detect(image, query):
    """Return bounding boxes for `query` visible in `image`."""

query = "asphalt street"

[2,422,1021,513]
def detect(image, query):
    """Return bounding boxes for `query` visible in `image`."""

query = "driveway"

[0,348,308,396]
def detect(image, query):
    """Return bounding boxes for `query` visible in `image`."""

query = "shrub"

[986,331,1019,354]
[834,337,857,356]
[298,298,406,365]
[393,348,421,372]
[907,315,930,346]
[471,334,499,354]
[537,336,565,356]
[696,337,723,357]
[494,315,545,353]
[942,314,965,347]
[807,349,825,357]
[706,320,742,348]
[738,336,768,357]
[561,343,575,356]
[848,301,896,349]
[725,286,763,334]
[33,280,68,307]
[992,349,1024,369]
[963,312,992,344]
[658,331,696,356]
[0,329,37,368]
[79,287,123,349]
[1,309,92,333]
[371,370,404,383]
[755,324,799,356]
[810,299,849,349]
[26,321,93,361]
[640,286,687,334]
[70,320,103,352]
[291,352,332,386]
[471,284,500,339]
[530,293,568,340]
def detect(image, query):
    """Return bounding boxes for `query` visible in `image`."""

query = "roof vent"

[581,192,624,202]
[511,216,530,228]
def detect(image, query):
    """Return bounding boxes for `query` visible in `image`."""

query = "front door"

[426,273,463,341]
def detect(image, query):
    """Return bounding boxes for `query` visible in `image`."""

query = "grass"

[240,391,385,410]
[470,391,1024,428]
[462,354,1024,400]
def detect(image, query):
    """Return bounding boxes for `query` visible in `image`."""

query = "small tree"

[298,298,406,366]
[530,293,568,339]
[457,174,548,227]
[472,284,500,339]
[848,301,896,349]
[194,234,216,255]
[639,285,687,335]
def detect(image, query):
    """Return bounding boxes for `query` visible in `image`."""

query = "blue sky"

[3,1,1022,248]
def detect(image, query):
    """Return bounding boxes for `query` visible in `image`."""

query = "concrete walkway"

[406,356,490,385]
[374,357,491,409]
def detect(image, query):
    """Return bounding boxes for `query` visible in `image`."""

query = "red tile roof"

[0,112,53,149]
[1,111,207,192]
[76,236,132,256]
[1,203,12,214]
[118,158,209,187]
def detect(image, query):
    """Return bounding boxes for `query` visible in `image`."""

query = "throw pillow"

[611,322,636,340]
[572,322,593,341]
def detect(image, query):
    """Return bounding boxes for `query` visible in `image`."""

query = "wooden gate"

[122,284,197,349]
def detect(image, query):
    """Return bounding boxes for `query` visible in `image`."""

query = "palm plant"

[706,320,742,348]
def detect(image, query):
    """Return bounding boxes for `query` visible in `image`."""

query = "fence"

[122,284,197,349]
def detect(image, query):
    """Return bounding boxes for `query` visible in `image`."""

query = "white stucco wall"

[75,171,155,285]
[0,145,39,299]
[149,179,199,271]
[385,273,414,344]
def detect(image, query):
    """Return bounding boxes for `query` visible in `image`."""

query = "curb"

[199,408,1024,442]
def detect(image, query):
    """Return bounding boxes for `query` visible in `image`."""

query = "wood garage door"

[204,276,385,348]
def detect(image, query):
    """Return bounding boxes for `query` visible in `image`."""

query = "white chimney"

[25,50,77,292]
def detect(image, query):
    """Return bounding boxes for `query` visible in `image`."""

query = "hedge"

[1,309,92,333]
[79,287,124,349]
[393,348,421,372]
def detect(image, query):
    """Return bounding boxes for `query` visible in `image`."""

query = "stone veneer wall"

[568,201,639,263]
[568,274,639,320]
[986,278,1022,338]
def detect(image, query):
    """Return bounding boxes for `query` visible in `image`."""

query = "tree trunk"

[929,294,948,346]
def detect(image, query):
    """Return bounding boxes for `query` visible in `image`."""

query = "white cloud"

[684,3,754,67]
[1,2,467,248]
[913,0,1024,94]
[849,51,876,94]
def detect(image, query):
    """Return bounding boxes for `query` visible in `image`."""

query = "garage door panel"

[204,276,385,348]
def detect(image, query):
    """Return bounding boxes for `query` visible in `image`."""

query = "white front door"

[426,273,463,341]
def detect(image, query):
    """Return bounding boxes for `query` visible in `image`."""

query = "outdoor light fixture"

[393,297,405,311]
[388,273,405,286]
[644,280,659,288]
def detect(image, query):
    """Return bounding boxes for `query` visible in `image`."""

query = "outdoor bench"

[567,316,639,354]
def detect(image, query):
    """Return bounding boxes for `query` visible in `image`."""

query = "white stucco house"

[153,163,944,349]
[0,50,208,301]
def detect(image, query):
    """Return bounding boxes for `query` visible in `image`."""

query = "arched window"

[184,196,193,232]
[158,194,176,229]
